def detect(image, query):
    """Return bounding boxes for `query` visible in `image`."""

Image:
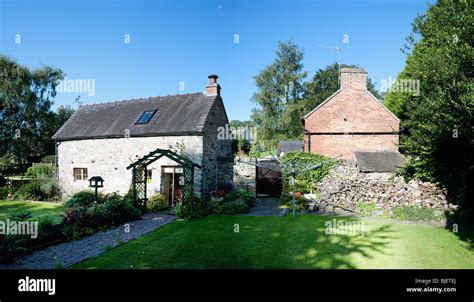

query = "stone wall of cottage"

[233,157,256,193]
[201,97,234,200]
[57,135,204,197]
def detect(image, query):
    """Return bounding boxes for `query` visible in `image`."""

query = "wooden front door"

[161,166,183,206]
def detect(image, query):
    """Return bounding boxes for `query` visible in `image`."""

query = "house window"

[73,168,88,181]
[146,169,152,179]
[136,110,157,124]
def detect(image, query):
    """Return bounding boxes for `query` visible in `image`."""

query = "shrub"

[0,235,29,263]
[176,196,207,220]
[281,152,336,193]
[38,216,55,235]
[356,201,377,217]
[62,193,142,240]
[99,193,142,225]
[222,199,249,214]
[25,165,54,179]
[0,186,8,199]
[65,190,101,208]
[147,193,168,211]
[392,205,443,222]
[12,181,46,201]
[208,199,224,214]
[224,189,255,206]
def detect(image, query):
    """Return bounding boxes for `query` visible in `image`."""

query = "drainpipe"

[304,129,311,154]
[55,140,60,180]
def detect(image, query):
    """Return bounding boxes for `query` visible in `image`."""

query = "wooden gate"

[256,159,282,197]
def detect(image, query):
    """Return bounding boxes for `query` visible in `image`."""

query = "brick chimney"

[205,74,221,96]
[340,68,367,91]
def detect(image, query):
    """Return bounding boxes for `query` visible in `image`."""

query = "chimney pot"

[206,74,220,96]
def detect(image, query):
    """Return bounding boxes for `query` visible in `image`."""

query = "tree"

[229,120,254,155]
[0,55,64,166]
[251,40,307,148]
[304,63,381,113]
[384,0,473,204]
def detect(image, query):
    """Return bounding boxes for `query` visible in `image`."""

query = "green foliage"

[146,193,168,211]
[63,193,142,239]
[25,165,54,179]
[208,199,224,214]
[356,201,377,217]
[209,188,255,215]
[65,190,101,208]
[222,200,249,214]
[38,216,55,234]
[251,40,307,148]
[13,181,46,201]
[384,0,473,202]
[281,152,336,193]
[0,152,17,175]
[11,165,60,201]
[230,120,254,155]
[175,196,207,220]
[0,186,8,199]
[393,205,442,222]
[0,55,65,164]
[304,63,381,113]
[0,235,28,263]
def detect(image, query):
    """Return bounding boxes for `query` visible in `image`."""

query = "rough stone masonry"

[314,161,458,216]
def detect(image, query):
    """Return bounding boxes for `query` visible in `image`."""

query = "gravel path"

[0,213,175,269]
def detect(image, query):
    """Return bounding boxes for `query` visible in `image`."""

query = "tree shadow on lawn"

[444,210,474,251]
[279,218,398,269]
[235,216,399,269]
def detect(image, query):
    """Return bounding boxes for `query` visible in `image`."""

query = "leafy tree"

[229,120,253,155]
[384,0,473,204]
[304,63,381,113]
[0,55,64,167]
[251,40,307,148]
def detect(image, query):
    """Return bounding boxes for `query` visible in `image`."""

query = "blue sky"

[0,0,430,121]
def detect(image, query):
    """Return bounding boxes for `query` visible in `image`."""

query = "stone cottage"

[52,74,233,204]
[303,68,400,160]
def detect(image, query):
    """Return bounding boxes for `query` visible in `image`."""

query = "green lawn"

[0,200,64,224]
[74,215,474,269]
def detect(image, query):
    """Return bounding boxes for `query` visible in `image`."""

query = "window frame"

[135,109,157,125]
[73,168,88,181]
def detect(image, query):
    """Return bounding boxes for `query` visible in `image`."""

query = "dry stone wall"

[314,161,458,215]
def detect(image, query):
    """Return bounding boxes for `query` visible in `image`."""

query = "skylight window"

[136,110,157,125]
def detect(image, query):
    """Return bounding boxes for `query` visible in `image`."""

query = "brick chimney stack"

[340,68,367,91]
[205,74,221,96]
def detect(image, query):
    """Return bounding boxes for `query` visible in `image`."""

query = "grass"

[0,200,64,224]
[73,215,474,269]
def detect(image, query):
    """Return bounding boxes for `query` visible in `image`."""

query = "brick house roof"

[53,93,226,141]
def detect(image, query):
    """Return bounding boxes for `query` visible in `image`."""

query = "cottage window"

[146,169,152,179]
[136,110,157,124]
[73,168,88,181]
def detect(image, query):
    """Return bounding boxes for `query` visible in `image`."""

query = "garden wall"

[233,157,256,194]
[315,161,458,215]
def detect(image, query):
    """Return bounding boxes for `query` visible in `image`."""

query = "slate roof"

[277,140,304,156]
[355,151,405,172]
[53,93,220,141]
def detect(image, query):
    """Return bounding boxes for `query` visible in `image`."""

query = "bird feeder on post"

[88,176,104,203]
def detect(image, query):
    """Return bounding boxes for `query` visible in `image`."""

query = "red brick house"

[303,68,400,160]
